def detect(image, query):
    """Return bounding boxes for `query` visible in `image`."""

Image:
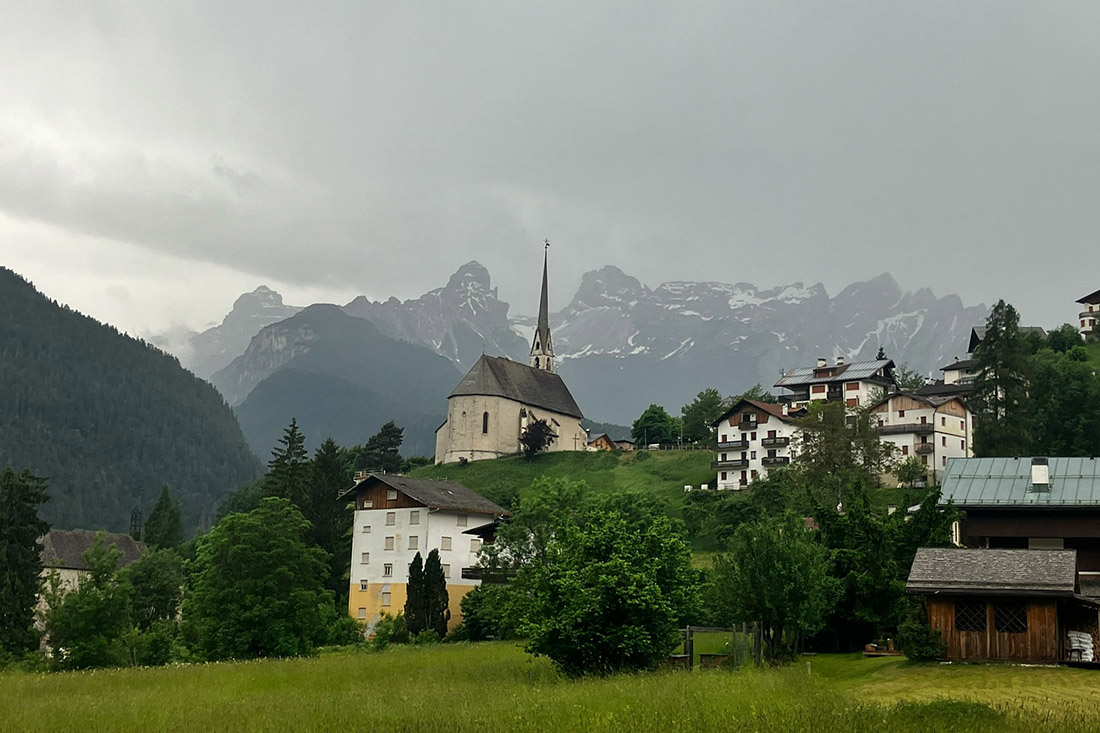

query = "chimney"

[816,357,826,368]
[836,356,846,366]
[1030,457,1050,490]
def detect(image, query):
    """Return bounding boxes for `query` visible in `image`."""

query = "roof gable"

[40,529,146,571]
[712,398,793,427]
[449,355,583,419]
[341,474,511,516]
[907,547,1077,595]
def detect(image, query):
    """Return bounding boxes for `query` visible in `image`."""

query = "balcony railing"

[760,436,790,448]
[716,440,749,450]
[712,459,749,470]
[915,443,934,454]
[877,423,935,436]
[761,456,791,467]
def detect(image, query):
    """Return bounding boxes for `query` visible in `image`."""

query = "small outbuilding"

[906,547,1100,664]
[586,433,616,451]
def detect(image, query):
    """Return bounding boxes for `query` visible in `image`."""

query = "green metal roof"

[941,457,1100,507]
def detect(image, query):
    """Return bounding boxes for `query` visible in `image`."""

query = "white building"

[341,473,509,633]
[1077,288,1100,341]
[774,357,897,410]
[712,399,800,490]
[940,357,979,387]
[870,393,974,483]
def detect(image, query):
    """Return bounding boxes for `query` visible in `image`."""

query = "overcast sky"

[2,2,1098,338]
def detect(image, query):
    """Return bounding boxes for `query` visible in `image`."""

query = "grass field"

[4,643,1100,732]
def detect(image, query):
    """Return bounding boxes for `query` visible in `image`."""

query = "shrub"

[414,629,440,645]
[898,599,945,661]
[460,586,517,641]
[372,612,409,650]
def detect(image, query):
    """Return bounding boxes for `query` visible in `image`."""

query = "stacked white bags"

[1067,630,1094,662]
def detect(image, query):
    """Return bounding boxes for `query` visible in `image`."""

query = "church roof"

[40,529,145,571]
[450,354,583,419]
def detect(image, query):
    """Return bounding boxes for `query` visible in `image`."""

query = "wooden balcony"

[716,440,749,450]
[761,456,791,467]
[915,443,935,455]
[713,459,749,470]
[761,436,790,448]
[877,423,935,436]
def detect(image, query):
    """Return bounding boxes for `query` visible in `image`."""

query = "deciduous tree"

[520,419,554,458]
[630,404,679,446]
[120,548,183,631]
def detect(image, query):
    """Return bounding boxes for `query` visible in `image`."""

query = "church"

[434,250,587,464]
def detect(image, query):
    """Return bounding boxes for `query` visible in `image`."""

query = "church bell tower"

[530,243,554,372]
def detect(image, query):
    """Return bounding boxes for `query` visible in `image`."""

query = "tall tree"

[422,549,450,639]
[793,401,893,502]
[265,419,310,507]
[354,422,404,473]
[404,552,426,635]
[971,300,1033,456]
[709,515,838,662]
[630,404,679,446]
[143,485,184,549]
[681,388,725,444]
[0,467,49,655]
[185,497,332,660]
[120,548,183,630]
[41,534,132,669]
[306,438,354,598]
[1028,346,1100,457]
[893,364,926,392]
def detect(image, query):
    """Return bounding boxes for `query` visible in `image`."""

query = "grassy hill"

[4,643,1099,731]
[411,449,716,517]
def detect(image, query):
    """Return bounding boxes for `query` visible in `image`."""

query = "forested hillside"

[0,268,261,533]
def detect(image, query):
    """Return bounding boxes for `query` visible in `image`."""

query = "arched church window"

[535,341,540,351]
[482,412,489,434]
[460,411,467,435]
[534,357,540,368]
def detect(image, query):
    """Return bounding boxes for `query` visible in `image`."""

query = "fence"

[671,625,759,670]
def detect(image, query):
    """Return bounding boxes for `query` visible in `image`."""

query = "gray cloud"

[2,1,1099,330]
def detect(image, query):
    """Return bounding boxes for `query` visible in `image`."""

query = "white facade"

[872,394,974,483]
[713,400,800,490]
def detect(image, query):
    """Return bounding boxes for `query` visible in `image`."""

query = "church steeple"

[530,241,554,372]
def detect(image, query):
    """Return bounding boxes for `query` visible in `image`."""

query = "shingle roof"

[339,474,511,516]
[774,359,894,388]
[868,391,959,411]
[39,529,145,571]
[906,548,1077,596]
[449,355,583,419]
[941,457,1100,507]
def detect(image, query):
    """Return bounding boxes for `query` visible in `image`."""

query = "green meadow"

[3,643,1099,732]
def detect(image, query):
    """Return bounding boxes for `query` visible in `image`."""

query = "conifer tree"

[0,467,49,655]
[422,549,451,638]
[143,485,184,549]
[354,422,404,473]
[404,552,426,635]
[307,438,353,597]
[266,419,310,508]
[972,300,1032,456]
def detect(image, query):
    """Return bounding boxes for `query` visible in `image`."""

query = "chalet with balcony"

[906,547,1100,664]
[870,393,973,483]
[774,357,896,411]
[712,399,799,490]
[1077,288,1100,341]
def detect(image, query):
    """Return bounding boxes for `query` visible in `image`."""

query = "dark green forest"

[0,268,261,533]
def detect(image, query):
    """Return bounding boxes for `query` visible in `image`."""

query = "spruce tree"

[972,300,1032,456]
[354,422,404,473]
[0,467,49,655]
[143,485,184,549]
[422,549,450,639]
[266,419,310,508]
[308,438,353,597]
[404,552,425,635]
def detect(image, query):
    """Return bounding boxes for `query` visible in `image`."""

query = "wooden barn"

[907,547,1100,664]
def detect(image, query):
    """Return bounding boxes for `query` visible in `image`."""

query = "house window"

[961,440,965,450]
[740,470,747,482]
[384,536,395,551]
[721,471,727,480]
[812,385,826,394]
[960,420,965,431]
[721,434,727,442]
[410,510,420,525]
[361,552,369,564]
[942,437,946,447]
[482,412,489,434]
[941,417,946,426]
[360,580,368,591]
[381,592,391,607]
[902,445,909,456]
[408,535,419,550]
[362,499,373,509]
[768,430,776,439]
[994,602,1028,633]
[471,538,482,553]
[362,525,371,534]
[383,563,393,577]
[750,451,757,460]
[955,601,986,632]
[767,449,776,458]
[386,512,396,526]
[921,455,928,466]
[357,607,367,620]
[942,456,947,466]
[898,410,905,417]
[741,433,747,442]
[456,515,468,527]
[387,489,398,501]
[721,453,727,461]
[878,419,884,427]
[441,536,452,551]
[442,564,451,578]
[846,382,859,391]
[750,432,757,441]
[750,470,758,479]
[920,416,927,425]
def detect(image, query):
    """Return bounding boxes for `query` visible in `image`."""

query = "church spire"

[530,240,554,372]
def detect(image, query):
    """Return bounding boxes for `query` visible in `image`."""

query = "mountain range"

[173,262,987,430]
